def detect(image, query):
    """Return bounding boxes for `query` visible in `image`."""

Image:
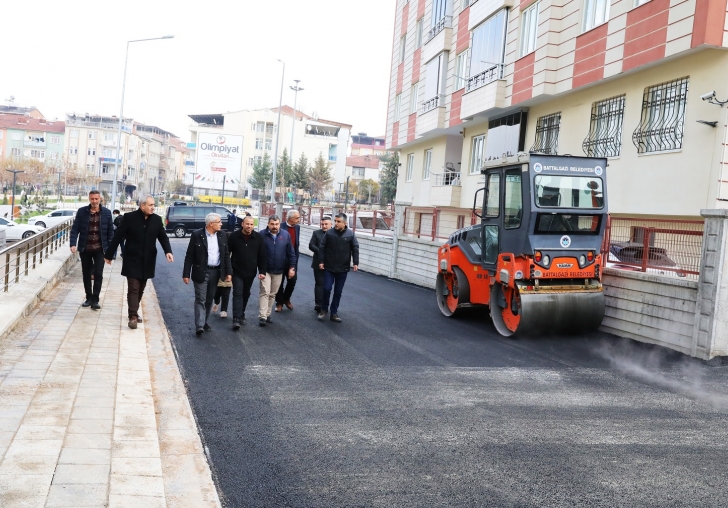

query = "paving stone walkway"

[0,259,220,507]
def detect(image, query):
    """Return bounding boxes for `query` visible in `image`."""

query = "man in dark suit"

[275,210,301,312]
[308,215,332,312]
[70,190,114,310]
[104,194,173,329]
[228,215,267,330]
[183,212,233,336]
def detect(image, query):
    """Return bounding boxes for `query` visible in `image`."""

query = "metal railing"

[425,15,452,43]
[1,218,74,292]
[465,64,505,93]
[601,216,703,279]
[421,94,444,114]
[434,172,461,186]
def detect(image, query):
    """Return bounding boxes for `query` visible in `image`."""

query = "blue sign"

[186,142,196,149]
[99,157,121,163]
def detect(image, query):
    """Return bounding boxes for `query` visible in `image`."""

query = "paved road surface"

[155,238,728,507]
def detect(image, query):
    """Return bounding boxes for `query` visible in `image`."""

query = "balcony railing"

[24,139,46,147]
[426,15,452,43]
[328,155,337,162]
[421,94,444,114]
[466,64,505,93]
[434,172,461,186]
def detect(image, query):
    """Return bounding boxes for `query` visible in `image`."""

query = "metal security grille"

[530,112,561,155]
[632,77,689,153]
[582,95,625,157]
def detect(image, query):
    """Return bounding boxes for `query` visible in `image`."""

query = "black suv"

[165,205,242,238]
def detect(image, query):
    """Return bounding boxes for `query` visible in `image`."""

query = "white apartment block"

[187,107,351,197]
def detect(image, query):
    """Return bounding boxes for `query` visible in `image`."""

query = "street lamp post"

[271,59,285,204]
[57,171,64,205]
[289,79,303,193]
[5,170,24,218]
[344,175,350,211]
[112,35,174,211]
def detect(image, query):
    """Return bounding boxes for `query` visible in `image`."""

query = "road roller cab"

[436,154,608,337]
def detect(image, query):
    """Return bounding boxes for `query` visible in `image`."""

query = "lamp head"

[163,35,174,39]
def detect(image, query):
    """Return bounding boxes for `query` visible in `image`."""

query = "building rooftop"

[0,105,43,118]
[188,114,225,126]
[345,155,381,169]
[0,115,65,133]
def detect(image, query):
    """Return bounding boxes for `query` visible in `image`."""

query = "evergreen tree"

[291,153,311,190]
[379,152,399,205]
[309,152,334,200]
[248,153,273,196]
[357,179,380,203]
[277,148,294,188]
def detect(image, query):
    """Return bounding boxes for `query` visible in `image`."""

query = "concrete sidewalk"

[0,259,220,507]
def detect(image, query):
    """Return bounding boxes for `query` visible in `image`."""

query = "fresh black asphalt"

[155,238,728,507]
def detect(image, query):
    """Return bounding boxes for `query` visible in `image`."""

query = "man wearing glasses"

[317,212,359,323]
[183,213,233,336]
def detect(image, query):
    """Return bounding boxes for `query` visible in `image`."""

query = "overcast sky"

[0,0,395,140]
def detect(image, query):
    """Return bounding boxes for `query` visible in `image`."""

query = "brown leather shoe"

[285,301,293,310]
[275,304,283,313]
[128,317,138,329]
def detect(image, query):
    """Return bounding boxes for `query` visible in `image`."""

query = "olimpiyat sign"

[194,132,243,190]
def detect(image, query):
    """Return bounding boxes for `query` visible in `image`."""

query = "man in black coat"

[182,212,233,336]
[104,194,174,329]
[308,215,332,312]
[317,212,359,323]
[70,190,114,310]
[275,210,301,312]
[228,215,267,330]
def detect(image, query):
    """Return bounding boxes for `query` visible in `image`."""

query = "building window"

[102,149,113,158]
[69,147,78,155]
[423,149,432,180]
[635,0,650,5]
[632,77,689,154]
[88,148,96,156]
[422,52,448,113]
[30,150,45,159]
[257,121,265,132]
[254,155,262,164]
[455,50,470,90]
[102,166,110,174]
[251,123,256,131]
[416,18,423,48]
[519,2,539,57]
[11,132,21,141]
[410,83,419,114]
[530,112,561,155]
[255,138,263,150]
[11,148,21,157]
[406,153,414,181]
[70,129,79,138]
[352,167,365,177]
[264,139,272,150]
[394,94,402,122]
[48,152,59,160]
[470,135,485,173]
[400,35,407,64]
[104,132,116,142]
[50,136,60,144]
[582,95,625,158]
[468,10,507,92]
[583,0,610,32]
[248,158,254,166]
[88,131,96,140]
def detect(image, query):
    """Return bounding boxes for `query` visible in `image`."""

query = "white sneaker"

[220,311,227,318]
[212,304,218,313]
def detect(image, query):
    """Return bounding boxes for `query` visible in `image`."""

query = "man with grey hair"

[105,194,173,329]
[183,212,233,336]
[275,209,301,312]
[259,215,296,326]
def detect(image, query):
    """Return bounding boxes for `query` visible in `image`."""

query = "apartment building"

[386,0,728,235]
[350,134,389,156]
[345,155,384,184]
[0,104,44,119]
[187,107,351,197]
[0,116,65,168]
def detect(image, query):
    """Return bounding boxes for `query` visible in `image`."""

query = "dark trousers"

[322,270,348,314]
[313,268,325,308]
[127,278,148,319]
[80,250,105,301]
[214,285,231,312]
[232,274,255,321]
[275,269,297,304]
[193,268,219,329]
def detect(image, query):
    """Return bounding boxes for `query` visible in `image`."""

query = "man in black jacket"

[104,194,174,329]
[112,209,125,259]
[317,212,359,323]
[182,213,233,336]
[70,190,114,310]
[308,215,332,312]
[275,210,301,312]
[228,216,267,330]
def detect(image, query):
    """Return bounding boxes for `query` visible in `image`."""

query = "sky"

[0,0,395,141]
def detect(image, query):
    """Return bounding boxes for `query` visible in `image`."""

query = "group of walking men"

[69,190,360,335]
[182,210,360,336]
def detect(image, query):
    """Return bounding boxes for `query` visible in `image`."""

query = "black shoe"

[91,300,101,310]
[317,311,327,321]
[314,305,321,312]
[259,318,266,326]
[232,321,241,331]
[196,327,204,336]
[82,299,92,308]
[330,314,341,323]
[266,317,273,324]
[203,323,212,332]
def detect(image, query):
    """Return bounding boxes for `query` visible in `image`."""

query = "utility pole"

[344,175,350,211]
[271,59,285,203]
[57,171,65,205]
[5,169,25,219]
[289,80,303,193]
[221,175,226,206]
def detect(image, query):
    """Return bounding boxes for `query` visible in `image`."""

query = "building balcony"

[417,95,447,137]
[461,78,507,120]
[430,172,462,207]
[423,17,453,64]
[24,139,46,147]
[328,155,337,162]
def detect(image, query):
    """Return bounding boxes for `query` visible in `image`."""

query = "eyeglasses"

[210,221,221,224]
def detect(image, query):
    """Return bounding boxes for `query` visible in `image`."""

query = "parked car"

[165,205,243,238]
[172,201,188,206]
[606,242,687,277]
[27,209,77,229]
[0,218,44,241]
